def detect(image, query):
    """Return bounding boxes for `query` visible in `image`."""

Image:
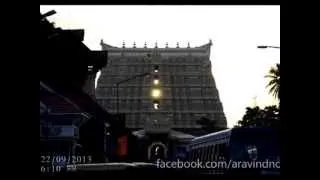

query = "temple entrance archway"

[148,142,167,161]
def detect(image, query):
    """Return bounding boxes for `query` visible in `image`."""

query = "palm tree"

[265,63,280,101]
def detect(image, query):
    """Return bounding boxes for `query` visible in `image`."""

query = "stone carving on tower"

[96,40,227,134]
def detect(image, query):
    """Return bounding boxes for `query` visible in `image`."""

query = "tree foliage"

[197,117,226,132]
[265,63,280,101]
[236,105,280,128]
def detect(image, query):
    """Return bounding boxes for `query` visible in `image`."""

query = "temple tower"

[96,40,227,135]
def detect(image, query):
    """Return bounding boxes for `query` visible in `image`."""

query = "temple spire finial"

[155,41,158,48]
[165,42,168,48]
[100,39,104,45]
[176,42,179,48]
[144,41,147,48]
[187,42,190,48]
[133,41,136,48]
[122,41,125,48]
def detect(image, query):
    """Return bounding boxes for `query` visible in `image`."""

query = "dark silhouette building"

[40,11,124,163]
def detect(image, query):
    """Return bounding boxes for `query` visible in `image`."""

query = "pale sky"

[40,5,280,128]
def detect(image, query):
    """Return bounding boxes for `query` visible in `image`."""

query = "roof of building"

[55,86,121,129]
[40,81,122,129]
[40,81,82,114]
[191,128,232,142]
[100,40,212,53]
[88,51,108,74]
[132,129,195,140]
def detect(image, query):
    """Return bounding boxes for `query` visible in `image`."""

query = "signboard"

[116,135,128,156]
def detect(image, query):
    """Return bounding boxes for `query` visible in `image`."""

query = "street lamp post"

[257,45,280,49]
[115,65,160,114]
[40,10,56,20]
[115,72,151,114]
